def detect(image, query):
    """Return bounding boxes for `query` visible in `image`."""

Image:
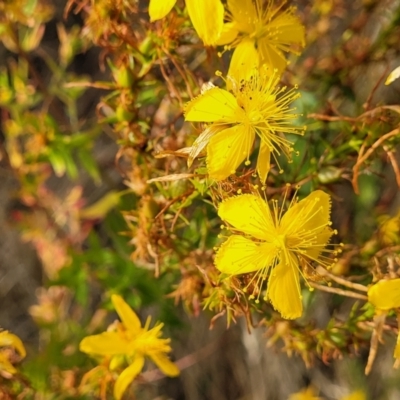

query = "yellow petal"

[215,235,277,275]
[227,0,257,34]
[258,38,287,74]
[150,352,180,377]
[114,356,145,400]
[300,191,331,233]
[0,352,17,375]
[214,22,239,46]
[341,391,366,400]
[257,140,271,184]
[218,194,275,241]
[149,0,176,22]
[368,279,400,310]
[270,12,305,46]
[0,331,26,358]
[80,332,129,355]
[112,294,141,332]
[385,66,400,85]
[186,0,224,46]
[207,125,254,181]
[280,190,331,237]
[184,87,241,123]
[302,227,334,261]
[227,40,259,83]
[267,253,303,319]
[288,386,321,400]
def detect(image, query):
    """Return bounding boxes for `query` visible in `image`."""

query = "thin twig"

[315,266,368,292]
[363,66,389,111]
[309,105,400,124]
[167,50,195,99]
[156,48,182,104]
[307,113,357,123]
[375,245,400,258]
[310,282,368,300]
[352,127,400,194]
[154,189,193,219]
[365,312,387,375]
[383,145,400,188]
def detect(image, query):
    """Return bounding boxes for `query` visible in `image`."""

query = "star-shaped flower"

[185,69,303,182]
[215,190,335,319]
[80,295,179,400]
[216,0,305,80]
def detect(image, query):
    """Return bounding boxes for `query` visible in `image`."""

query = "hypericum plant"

[80,295,179,399]
[216,0,305,79]
[184,68,303,182]
[3,0,400,398]
[215,189,337,319]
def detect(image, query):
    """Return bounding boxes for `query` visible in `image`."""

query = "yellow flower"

[287,387,365,400]
[185,69,303,182]
[341,391,366,400]
[149,0,224,46]
[288,386,321,400]
[0,330,26,375]
[368,279,400,363]
[216,0,305,79]
[215,190,335,319]
[367,278,400,311]
[80,295,179,400]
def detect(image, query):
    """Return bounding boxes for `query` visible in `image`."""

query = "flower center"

[248,109,263,123]
[273,234,287,249]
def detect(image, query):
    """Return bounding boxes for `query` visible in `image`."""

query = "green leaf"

[23,0,38,16]
[48,148,66,177]
[80,191,122,220]
[78,149,101,184]
[62,148,79,179]
[55,260,89,306]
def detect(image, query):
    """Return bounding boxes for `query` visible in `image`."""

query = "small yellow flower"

[341,391,366,400]
[287,387,366,400]
[215,190,335,319]
[368,279,400,363]
[185,68,303,182]
[216,0,305,79]
[149,0,224,46]
[288,386,321,400]
[367,278,400,311]
[80,295,179,400]
[0,330,26,375]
